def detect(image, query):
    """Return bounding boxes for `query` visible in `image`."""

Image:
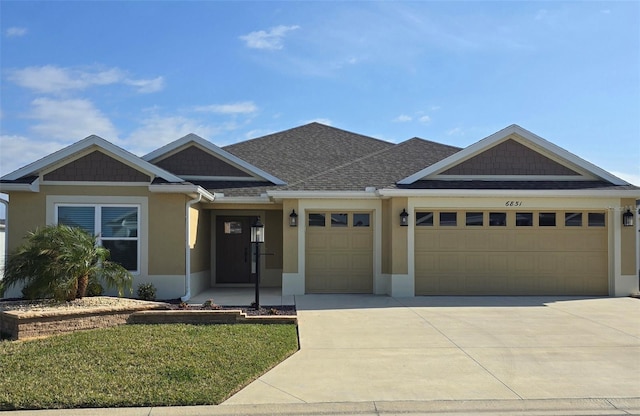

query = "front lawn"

[0,324,298,410]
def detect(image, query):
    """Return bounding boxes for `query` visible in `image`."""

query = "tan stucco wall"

[620,198,637,275]
[190,204,211,274]
[282,200,299,273]
[265,210,283,270]
[148,193,186,276]
[6,192,46,252]
[389,197,409,274]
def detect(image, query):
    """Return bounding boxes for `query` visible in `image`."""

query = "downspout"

[181,193,202,302]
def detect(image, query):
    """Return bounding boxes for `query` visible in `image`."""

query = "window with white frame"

[56,205,140,272]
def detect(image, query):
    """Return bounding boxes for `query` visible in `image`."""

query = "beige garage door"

[306,212,373,293]
[415,210,608,295]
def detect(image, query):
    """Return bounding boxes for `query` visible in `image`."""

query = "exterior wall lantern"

[622,209,634,227]
[400,209,409,227]
[251,217,264,309]
[289,209,298,227]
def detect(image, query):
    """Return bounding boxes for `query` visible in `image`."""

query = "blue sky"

[1,1,639,193]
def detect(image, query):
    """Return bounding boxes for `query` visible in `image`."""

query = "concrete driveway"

[224,295,640,405]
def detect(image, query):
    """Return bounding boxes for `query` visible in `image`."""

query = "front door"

[216,216,254,283]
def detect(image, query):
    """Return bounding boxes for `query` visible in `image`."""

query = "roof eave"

[0,178,40,193]
[378,187,640,198]
[267,190,379,200]
[148,184,215,201]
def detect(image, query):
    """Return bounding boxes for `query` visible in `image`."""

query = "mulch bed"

[162,299,297,316]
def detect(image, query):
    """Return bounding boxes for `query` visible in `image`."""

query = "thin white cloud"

[240,25,300,50]
[0,135,67,176]
[419,115,431,124]
[125,114,223,155]
[6,27,28,37]
[194,102,258,114]
[393,115,412,123]
[8,65,164,94]
[446,127,464,136]
[29,98,118,140]
[123,76,165,93]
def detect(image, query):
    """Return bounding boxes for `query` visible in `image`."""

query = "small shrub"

[136,283,157,301]
[86,281,104,297]
[201,299,221,309]
[178,301,189,309]
[268,308,278,315]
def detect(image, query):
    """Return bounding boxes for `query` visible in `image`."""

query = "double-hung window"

[56,205,140,273]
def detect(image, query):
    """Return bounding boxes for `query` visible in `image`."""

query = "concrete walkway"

[225,295,640,405]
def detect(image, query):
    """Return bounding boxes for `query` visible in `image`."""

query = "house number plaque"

[504,201,523,207]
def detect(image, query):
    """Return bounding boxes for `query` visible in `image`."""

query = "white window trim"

[47,195,148,277]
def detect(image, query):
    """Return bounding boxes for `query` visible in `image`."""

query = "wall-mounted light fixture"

[622,209,634,227]
[289,209,298,227]
[400,209,409,227]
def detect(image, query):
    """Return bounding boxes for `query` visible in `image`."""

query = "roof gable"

[440,139,580,176]
[44,150,151,182]
[143,133,286,185]
[1,135,182,183]
[399,124,629,186]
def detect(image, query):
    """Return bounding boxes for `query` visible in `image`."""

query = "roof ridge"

[283,141,402,189]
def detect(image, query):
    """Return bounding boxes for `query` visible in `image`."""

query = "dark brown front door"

[216,216,254,283]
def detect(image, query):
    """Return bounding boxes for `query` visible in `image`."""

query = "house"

[1,123,638,299]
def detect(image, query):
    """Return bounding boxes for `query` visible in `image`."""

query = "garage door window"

[466,212,483,226]
[539,213,556,227]
[309,213,326,227]
[353,213,370,227]
[565,213,582,227]
[416,212,434,226]
[516,213,533,226]
[489,212,507,226]
[440,212,457,226]
[588,213,605,227]
[331,213,348,227]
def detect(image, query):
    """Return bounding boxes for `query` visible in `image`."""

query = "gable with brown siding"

[153,146,252,178]
[440,139,580,176]
[43,151,151,182]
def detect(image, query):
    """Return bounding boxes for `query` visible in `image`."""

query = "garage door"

[415,210,608,295]
[306,212,373,293]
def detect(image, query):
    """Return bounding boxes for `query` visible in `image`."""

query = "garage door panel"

[351,233,373,249]
[330,253,349,269]
[415,211,608,296]
[329,234,349,249]
[465,254,487,271]
[307,233,328,249]
[488,254,508,272]
[306,212,373,294]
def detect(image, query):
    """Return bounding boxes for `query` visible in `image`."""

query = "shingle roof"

[223,123,394,184]
[281,138,461,191]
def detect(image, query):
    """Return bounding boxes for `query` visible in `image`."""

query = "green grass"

[0,324,298,410]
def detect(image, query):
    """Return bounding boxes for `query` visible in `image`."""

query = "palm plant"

[3,224,132,301]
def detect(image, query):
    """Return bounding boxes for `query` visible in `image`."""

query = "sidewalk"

[3,398,640,415]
